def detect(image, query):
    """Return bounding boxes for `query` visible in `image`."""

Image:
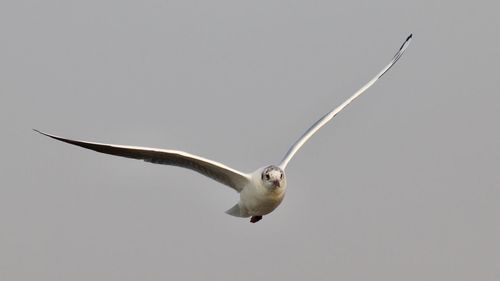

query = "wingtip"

[398,33,413,51]
[33,129,54,139]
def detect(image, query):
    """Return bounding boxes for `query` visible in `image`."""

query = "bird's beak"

[273,180,280,188]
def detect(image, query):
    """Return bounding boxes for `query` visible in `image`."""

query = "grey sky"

[1,0,499,280]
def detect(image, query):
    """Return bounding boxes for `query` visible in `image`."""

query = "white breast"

[239,177,286,216]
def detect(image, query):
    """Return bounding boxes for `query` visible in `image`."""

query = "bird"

[35,34,412,223]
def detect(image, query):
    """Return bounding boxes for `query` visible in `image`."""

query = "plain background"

[1,1,499,280]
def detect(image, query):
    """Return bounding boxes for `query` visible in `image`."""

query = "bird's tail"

[225,203,247,217]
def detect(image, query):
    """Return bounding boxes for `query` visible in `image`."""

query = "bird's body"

[235,166,287,218]
[35,34,412,223]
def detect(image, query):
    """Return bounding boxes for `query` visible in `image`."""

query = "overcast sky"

[1,0,499,280]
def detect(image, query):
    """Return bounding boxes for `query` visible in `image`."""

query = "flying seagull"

[35,34,412,223]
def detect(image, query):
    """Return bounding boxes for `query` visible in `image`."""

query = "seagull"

[35,34,412,223]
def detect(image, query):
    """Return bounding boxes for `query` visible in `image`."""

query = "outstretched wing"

[279,34,413,169]
[34,130,251,192]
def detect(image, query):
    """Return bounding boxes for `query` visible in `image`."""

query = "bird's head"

[261,165,285,189]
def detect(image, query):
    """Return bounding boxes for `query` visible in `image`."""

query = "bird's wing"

[279,34,412,169]
[34,130,251,192]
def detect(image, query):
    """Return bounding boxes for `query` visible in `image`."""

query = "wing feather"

[279,34,413,169]
[34,130,250,192]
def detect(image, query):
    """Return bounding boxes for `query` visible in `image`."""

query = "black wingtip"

[377,34,413,79]
[33,129,55,139]
[398,33,413,51]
